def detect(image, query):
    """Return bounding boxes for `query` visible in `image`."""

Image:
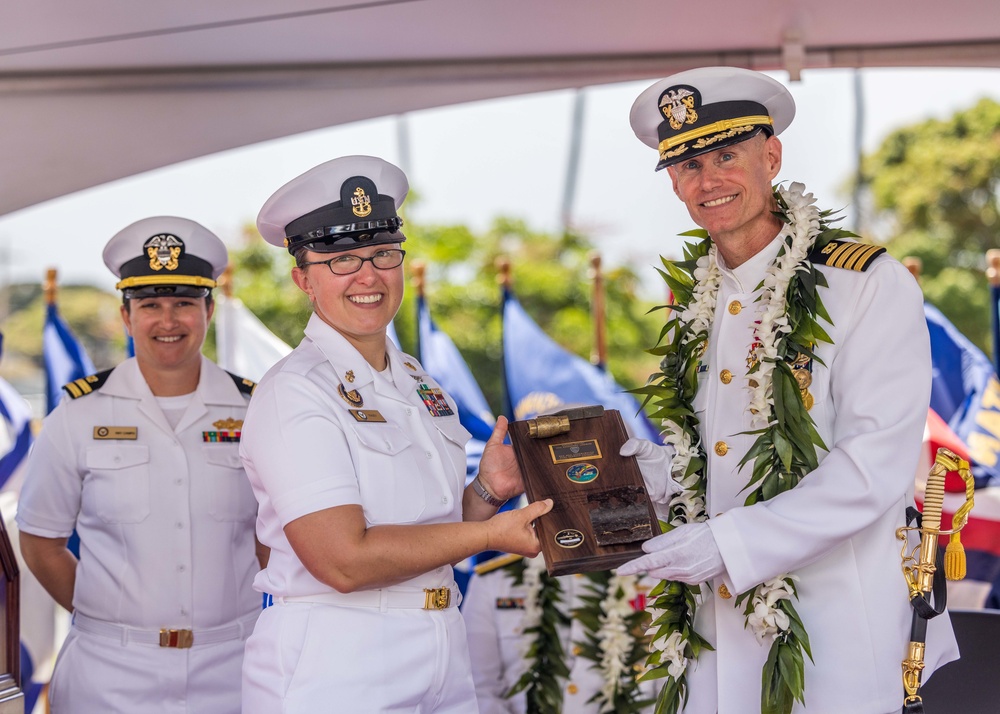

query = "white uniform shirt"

[16,356,260,629]
[682,237,958,714]
[464,565,658,713]
[240,313,471,598]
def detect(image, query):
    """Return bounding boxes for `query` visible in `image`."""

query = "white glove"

[620,438,682,505]
[615,523,725,584]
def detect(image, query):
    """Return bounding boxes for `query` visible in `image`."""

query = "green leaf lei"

[574,572,655,713]
[504,557,570,714]
[633,183,855,714]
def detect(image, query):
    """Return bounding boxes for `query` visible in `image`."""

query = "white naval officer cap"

[103,216,228,299]
[257,155,408,255]
[629,66,795,171]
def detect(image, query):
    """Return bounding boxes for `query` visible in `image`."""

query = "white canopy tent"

[3,0,999,217]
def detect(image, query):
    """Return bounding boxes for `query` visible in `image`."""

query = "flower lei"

[574,572,653,713]
[505,555,570,713]
[634,183,854,714]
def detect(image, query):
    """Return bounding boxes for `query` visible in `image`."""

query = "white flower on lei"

[595,574,641,712]
[746,183,822,430]
[648,628,688,679]
[746,576,798,644]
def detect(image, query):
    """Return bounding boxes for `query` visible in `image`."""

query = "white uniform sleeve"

[240,371,360,527]
[709,260,930,593]
[16,405,81,538]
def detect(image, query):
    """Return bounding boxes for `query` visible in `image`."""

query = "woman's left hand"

[477,416,524,501]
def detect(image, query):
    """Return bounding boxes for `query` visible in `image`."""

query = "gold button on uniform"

[718,584,732,599]
[720,369,733,384]
[567,684,579,695]
[714,441,728,456]
[728,301,742,315]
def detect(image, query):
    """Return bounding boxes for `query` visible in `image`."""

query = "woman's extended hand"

[484,498,553,557]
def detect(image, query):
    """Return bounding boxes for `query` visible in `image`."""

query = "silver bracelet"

[471,475,507,508]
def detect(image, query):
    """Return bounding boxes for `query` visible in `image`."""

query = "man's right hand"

[620,438,683,505]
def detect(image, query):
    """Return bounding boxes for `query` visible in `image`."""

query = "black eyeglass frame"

[300,249,406,276]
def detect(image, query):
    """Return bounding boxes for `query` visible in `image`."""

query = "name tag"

[350,410,387,423]
[93,426,138,440]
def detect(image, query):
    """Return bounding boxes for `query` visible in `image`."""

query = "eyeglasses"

[301,249,406,276]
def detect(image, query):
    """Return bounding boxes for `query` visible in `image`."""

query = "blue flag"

[0,333,33,489]
[925,302,1000,487]
[417,296,495,479]
[43,302,97,414]
[991,283,1000,377]
[501,288,661,443]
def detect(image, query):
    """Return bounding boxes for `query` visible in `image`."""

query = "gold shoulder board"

[474,553,524,575]
[809,239,886,272]
[227,372,257,397]
[62,368,114,400]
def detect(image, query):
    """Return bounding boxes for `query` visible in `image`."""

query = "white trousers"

[49,627,246,713]
[242,602,479,713]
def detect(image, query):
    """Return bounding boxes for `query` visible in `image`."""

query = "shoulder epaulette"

[227,372,257,398]
[62,369,114,400]
[809,239,886,272]
[474,553,524,575]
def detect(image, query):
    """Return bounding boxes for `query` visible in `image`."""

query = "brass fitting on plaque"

[527,415,571,438]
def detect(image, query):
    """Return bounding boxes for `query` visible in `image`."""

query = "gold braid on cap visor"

[658,115,774,154]
[115,275,217,290]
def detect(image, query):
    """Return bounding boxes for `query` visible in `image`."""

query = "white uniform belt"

[72,611,258,648]
[277,586,459,611]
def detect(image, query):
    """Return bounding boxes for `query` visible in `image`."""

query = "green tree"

[860,98,1000,352]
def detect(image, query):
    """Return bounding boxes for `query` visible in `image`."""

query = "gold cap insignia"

[143,233,183,272]
[351,187,372,218]
[659,87,699,130]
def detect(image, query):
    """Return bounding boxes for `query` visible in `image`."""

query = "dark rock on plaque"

[508,406,661,576]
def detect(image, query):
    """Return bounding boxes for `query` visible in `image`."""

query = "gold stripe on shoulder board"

[811,240,885,272]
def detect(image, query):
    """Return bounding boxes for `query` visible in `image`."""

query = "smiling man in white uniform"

[616,67,958,714]
[16,217,264,713]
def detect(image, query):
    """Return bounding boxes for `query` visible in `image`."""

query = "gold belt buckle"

[423,587,451,610]
[159,628,194,648]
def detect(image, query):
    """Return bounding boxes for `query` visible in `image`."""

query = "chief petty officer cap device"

[257,155,409,255]
[629,66,796,171]
[104,216,229,300]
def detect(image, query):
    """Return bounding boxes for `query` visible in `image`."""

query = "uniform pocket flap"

[352,423,412,456]
[203,447,244,469]
[85,444,150,470]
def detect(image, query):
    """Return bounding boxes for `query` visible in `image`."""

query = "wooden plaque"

[508,407,661,576]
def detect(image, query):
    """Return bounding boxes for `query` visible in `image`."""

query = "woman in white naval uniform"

[16,217,265,713]
[241,155,552,714]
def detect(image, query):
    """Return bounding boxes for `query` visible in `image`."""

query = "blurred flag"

[387,320,401,351]
[925,302,1000,487]
[417,295,495,479]
[991,281,1000,376]
[0,333,33,489]
[215,294,292,382]
[501,288,661,443]
[43,302,96,414]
